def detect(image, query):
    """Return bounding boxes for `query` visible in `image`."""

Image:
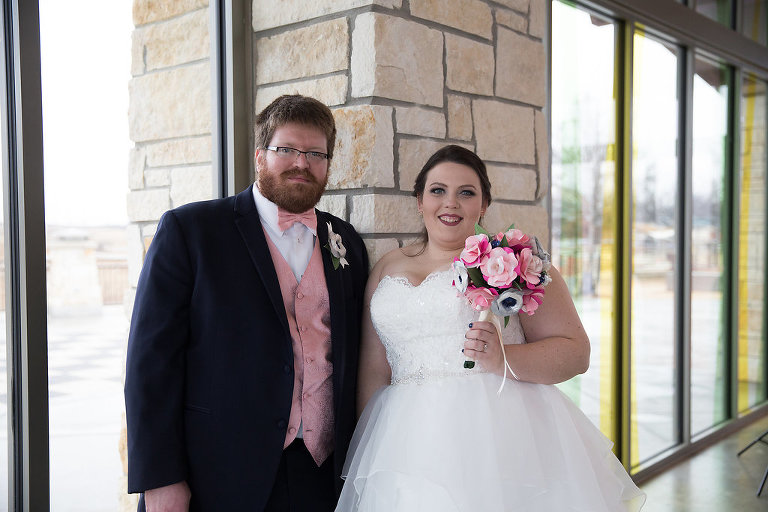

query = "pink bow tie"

[277,208,317,232]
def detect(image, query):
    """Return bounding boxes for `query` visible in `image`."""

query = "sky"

[39,0,133,226]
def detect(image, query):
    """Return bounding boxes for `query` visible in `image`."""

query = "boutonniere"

[324,222,349,270]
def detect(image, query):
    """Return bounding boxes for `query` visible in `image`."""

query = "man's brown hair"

[254,94,337,158]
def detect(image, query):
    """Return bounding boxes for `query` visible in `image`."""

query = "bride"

[335,145,646,511]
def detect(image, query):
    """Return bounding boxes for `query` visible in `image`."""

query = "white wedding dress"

[336,270,646,511]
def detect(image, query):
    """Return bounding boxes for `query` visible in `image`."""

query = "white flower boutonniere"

[325,222,349,270]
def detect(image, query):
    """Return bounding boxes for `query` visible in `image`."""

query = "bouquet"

[452,224,551,371]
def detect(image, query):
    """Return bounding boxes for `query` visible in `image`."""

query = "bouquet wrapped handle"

[464,309,502,369]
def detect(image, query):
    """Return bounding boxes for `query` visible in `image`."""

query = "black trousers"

[264,439,336,512]
[137,440,336,511]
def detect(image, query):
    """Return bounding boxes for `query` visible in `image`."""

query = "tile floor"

[640,414,768,511]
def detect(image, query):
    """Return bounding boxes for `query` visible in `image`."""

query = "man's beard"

[257,163,328,214]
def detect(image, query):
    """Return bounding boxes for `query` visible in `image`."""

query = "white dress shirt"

[253,185,316,284]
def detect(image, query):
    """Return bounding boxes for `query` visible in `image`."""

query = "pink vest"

[264,232,334,466]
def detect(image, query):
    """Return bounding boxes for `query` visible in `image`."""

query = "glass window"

[690,55,730,435]
[40,1,133,508]
[742,0,768,45]
[737,73,767,413]
[551,0,617,438]
[630,31,681,466]
[0,155,6,512]
[694,0,733,27]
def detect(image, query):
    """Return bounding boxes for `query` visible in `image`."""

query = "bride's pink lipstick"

[438,214,462,226]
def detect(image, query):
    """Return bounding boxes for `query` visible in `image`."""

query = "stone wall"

[252,0,551,264]
[127,0,213,290]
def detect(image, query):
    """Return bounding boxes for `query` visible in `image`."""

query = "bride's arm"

[356,263,393,417]
[504,265,590,384]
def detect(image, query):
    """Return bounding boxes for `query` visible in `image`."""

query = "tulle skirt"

[336,373,646,511]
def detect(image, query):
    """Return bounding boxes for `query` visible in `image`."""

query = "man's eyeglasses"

[265,146,329,164]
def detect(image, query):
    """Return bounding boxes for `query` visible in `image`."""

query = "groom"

[124,95,369,511]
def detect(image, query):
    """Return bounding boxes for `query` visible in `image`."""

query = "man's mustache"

[281,168,319,184]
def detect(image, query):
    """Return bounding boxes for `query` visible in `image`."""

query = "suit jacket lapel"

[234,185,290,337]
[316,212,349,417]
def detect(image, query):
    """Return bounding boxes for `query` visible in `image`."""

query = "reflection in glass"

[551,1,617,438]
[694,0,733,27]
[690,55,729,435]
[738,74,767,412]
[630,32,680,467]
[742,0,768,45]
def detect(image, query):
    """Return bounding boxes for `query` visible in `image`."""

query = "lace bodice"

[370,269,526,385]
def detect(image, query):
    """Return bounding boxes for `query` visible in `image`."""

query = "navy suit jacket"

[124,185,369,510]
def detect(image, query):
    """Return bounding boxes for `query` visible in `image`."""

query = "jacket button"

[277,419,287,429]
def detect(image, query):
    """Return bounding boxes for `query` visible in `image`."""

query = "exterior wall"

[252,0,551,264]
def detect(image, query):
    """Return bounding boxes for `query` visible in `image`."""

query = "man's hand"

[144,481,191,512]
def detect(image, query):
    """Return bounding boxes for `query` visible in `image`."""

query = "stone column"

[252,0,551,264]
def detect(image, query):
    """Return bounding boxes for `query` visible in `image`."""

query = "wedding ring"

[483,342,488,352]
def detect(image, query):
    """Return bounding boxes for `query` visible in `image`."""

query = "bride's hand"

[464,321,504,376]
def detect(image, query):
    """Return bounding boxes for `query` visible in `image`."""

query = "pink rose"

[516,247,544,289]
[504,229,531,249]
[521,289,544,315]
[479,247,518,288]
[460,234,491,268]
[465,286,498,311]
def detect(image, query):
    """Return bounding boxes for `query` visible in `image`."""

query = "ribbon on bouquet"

[466,309,519,395]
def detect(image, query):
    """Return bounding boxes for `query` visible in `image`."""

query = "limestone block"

[145,168,171,187]
[395,106,445,138]
[128,147,145,190]
[496,27,546,107]
[317,194,348,219]
[398,138,474,192]
[170,165,214,207]
[484,203,548,242]
[131,31,145,76]
[529,0,547,39]
[330,105,394,189]
[145,136,212,167]
[126,223,144,287]
[410,0,492,39]
[486,164,537,201]
[133,0,208,25]
[135,9,209,72]
[445,34,494,96]
[142,222,159,242]
[447,94,473,141]
[495,8,527,33]
[351,13,443,107]
[535,109,549,198]
[127,189,170,222]
[253,0,402,31]
[364,238,400,268]
[473,99,535,164]
[254,76,348,114]
[494,0,529,12]
[129,63,211,142]
[255,18,348,85]
[350,194,422,233]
